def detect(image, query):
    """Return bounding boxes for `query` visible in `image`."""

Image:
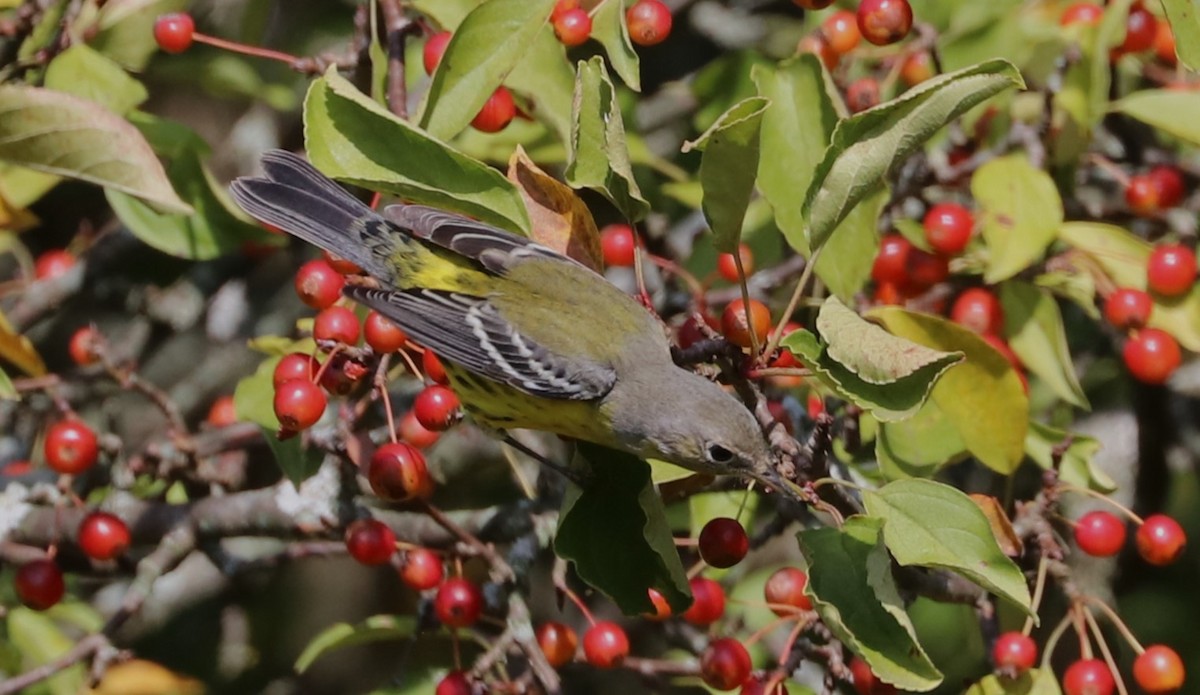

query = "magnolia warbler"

[230,151,783,491]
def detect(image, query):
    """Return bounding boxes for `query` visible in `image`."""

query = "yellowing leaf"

[0,309,45,376]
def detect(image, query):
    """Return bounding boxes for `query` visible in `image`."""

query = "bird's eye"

[706,443,736,465]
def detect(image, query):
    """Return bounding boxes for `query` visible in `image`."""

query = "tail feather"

[229,154,399,280]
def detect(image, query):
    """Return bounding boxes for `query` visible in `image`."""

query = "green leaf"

[565,57,650,221]
[418,0,557,140]
[304,69,531,235]
[869,308,1028,474]
[1025,421,1115,493]
[972,154,1064,283]
[1111,89,1200,146]
[1087,0,1135,127]
[815,188,886,302]
[1059,222,1200,351]
[0,85,190,213]
[8,607,86,695]
[752,55,841,254]
[506,25,576,143]
[683,96,769,251]
[863,479,1032,611]
[91,0,189,70]
[804,60,1023,250]
[783,298,963,422]
[1035,268,1099,320]
[44,44,148,115]
[875,402,967,480]
[295,615,417,673]
[1159,0,1200,71]
[233,355,323,485]
[591,0,641,91]
[799,517,942,692]
[1000,282,1088,409]
[556,443,691,616]
[966,667,1063,695]
[0,365,16,401]
[108,117,277,260]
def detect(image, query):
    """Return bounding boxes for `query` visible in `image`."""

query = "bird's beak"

[752,460,804,504]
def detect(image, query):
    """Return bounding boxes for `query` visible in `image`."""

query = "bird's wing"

[346,286,616,401]
[383,205,592,276]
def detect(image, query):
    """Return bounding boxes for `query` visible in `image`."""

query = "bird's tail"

[229,150,400,280]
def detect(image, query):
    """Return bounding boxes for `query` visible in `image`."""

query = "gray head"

[606,366,783,491]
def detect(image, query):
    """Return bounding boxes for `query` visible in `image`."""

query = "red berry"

[554,7,592,47]
[626,0,672,46]
[34,249,76,280]
[872,234,912,286]
[552,0,581,22]
[764,567,812,615]
[471,86,516,133]
[717,244,754,283]
[698,517,750,569]
[294,259,345,309]
[423,350,449,385]
[153,12,194,54]
[313,306,361,346]
[435,577,484,628]
[400,548,444,591]
[846,78,881,113]
[317,354,368,395]
[1061,3,1103,26]
[923,203,974,255]
[1127,174,1163,215]
[950,288,1004,336]
[1133,645,1185,694]
[367,442,432,502]
[900,51,935,86]
[423,32,452,75]
[68,326,100,366]
[1146,244,1197,297]
[435,672,472,695]
[644,587,673,621]
[78,511,131,561]
[740,676,790,695]
[1063,659,1115,695]
[849,656,897,695]
[682,577,726,626]
[1149,166,1185,209]
[992,632,1038,675]
[400,409,442,449]
[1136,514,1186,566]
[1154,20,1178,65]
[1123,328,1182,385]
[856,0,913,46]
[44,419,99,475]
[793,0,835,8]
[273,353,319,387]
[273,378,327,430]
[822,10,861,55]
[14,559,65,611]
[906,249,949,288]
[600,223,637,267]
[799,34,839,70]
[1074,510,1127,557]
[323,250,362,275]
[1118,3,1157,54]
[345,518,396,565]
[413,385,461,431]
[537,621,579,668]
[364,311,408,353]
[583,621,629,668]
[207,395,238,427]
[1103,288,1153,331]
[700,638,753,691]
[721,299,772,350]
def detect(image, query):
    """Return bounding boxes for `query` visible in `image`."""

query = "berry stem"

[1021,554,1050,635]
[1041,612,1074,667]
[192,33,301,65]
[560,584,596,626]
[732,249,761,357]
[1057,483,1145,524]
[761,247,822,364]
[1081,606,1130,695]
[1082,595,1145,655]
[374,355,399,445]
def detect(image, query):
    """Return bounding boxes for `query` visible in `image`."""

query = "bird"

[229,150,784,492]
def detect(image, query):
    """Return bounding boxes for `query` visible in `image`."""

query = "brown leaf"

[507,146,602,272]
[0,310,45,376]
[969,493,1023,558]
